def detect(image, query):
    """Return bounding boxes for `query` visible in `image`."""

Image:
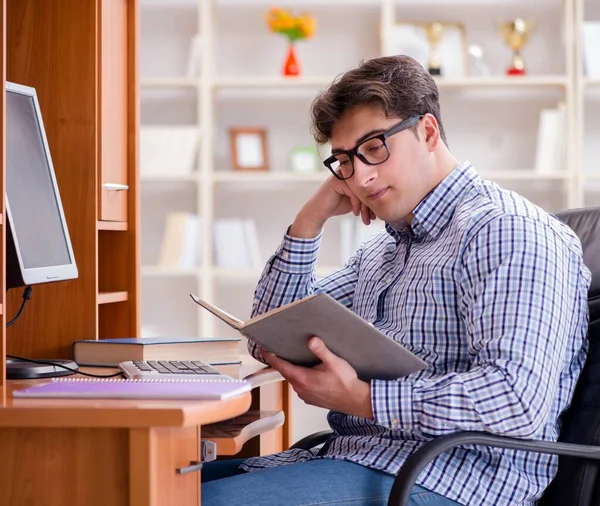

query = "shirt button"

[392,418,399,426]
[281,252,289,260]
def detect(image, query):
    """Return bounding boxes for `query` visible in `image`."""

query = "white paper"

[236,134,264,168]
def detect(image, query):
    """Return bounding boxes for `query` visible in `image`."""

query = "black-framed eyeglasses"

[323,115,423,180]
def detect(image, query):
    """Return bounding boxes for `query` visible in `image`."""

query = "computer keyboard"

[119,360,234,381]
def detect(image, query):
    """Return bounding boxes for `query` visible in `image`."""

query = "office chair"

[291,206,600,506]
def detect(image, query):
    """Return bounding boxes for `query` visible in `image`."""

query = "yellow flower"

[265,7,316,41]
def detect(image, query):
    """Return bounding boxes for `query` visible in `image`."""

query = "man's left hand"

[261,337,373,419]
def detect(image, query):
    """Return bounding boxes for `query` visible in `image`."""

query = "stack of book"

[72,336,241,371]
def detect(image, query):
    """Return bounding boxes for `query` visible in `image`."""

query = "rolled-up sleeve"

[247,227,363,361]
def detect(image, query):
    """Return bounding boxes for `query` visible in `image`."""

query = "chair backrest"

[540,206,600,506]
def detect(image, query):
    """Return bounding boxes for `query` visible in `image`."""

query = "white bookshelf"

[140,77,200,88]
[139,0,589,338]
[139,0,594,444]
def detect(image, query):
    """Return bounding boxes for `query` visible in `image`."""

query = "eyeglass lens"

[329,137,389,179]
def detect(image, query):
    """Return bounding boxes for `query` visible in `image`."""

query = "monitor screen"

[5,82,77,288]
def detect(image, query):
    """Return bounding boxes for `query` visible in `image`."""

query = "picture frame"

[382,21,469,79]
[229,127,270,171]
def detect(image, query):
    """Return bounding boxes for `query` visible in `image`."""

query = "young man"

[201,55,591,506]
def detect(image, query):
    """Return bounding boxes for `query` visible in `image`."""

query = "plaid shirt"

[240,162,591,506]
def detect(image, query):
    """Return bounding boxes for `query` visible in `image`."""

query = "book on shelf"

[72,336,241,367]
[139,126,199,177]
[189,292,426,381]
[213,217,262,269]
[535,103,566,175]
[158,212,202,268]
[583,22,600,78]
[185,33,202,78]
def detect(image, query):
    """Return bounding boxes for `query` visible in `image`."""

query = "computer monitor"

[5,81,79,379]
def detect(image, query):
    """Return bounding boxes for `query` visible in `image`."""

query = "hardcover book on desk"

[72,336,241,367]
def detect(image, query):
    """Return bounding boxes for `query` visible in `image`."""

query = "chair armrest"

[243,367,284,389]
[389,431,600,506]
[289,430,333,450]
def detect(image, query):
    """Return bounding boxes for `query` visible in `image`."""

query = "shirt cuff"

[371,377,415,431]
[269,227,323,275]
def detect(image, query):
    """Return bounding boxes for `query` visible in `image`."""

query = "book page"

[189,294,244,330]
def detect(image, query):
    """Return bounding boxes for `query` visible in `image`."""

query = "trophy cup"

[424,22,444,76]
[501,18,531,76]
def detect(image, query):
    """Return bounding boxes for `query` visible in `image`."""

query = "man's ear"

[422,114,440,151]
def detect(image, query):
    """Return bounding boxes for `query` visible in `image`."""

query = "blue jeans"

[201,458,462,506]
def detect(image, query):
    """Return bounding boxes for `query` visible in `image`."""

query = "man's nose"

[352,157,378,186]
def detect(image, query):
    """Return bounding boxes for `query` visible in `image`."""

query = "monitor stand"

[6,358,78,379]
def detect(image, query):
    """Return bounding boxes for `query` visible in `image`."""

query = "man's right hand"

[289,175,375,239]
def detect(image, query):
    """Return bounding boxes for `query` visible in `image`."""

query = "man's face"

[330,104,436,223]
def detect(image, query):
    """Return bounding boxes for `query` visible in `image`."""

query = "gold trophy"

[424,22,444,76]
[501,18,531,76]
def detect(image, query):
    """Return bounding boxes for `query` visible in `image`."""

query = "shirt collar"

[385,161,479,240]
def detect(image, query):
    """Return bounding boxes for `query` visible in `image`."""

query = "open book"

[190,293,426,381]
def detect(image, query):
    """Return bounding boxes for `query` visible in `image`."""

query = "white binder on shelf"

[185,33,203,78]
[158,212,201,268]
[213,218,251,269]
[535,103,566,175]
[140,126,200,178]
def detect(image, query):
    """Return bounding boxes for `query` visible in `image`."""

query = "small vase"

[283,44,300,77]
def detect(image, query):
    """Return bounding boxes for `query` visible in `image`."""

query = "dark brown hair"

[311,55,447,146]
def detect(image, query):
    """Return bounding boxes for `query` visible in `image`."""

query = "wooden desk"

[0,380,251,506]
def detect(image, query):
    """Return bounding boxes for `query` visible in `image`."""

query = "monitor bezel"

[5,81,78,286]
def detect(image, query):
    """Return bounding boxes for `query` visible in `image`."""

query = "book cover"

[72,336,241,367]
[189,293,426,381]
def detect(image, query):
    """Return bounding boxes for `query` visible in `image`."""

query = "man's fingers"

[308,337,340,368]
[360,203,371,225]
[262,350,304,383]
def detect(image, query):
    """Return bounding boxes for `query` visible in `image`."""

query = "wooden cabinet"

[98,0,133,223]
[0,386,252,506]
[3,0,139,365]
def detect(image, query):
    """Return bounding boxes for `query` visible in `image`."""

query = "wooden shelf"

[141,266,201,277]
[141,173,200,182]
[97,291,129,304]
[201,410,285,456]
[140,77,199,88]
[481,170,569,181]
[213,171,567,184]
[214,171,327,183]
[97,221,128,231]
[435,76,568,89]
[583,78,600,88]
[212,266,340,280]
[214,75,569,99]
[215,76,334,89]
